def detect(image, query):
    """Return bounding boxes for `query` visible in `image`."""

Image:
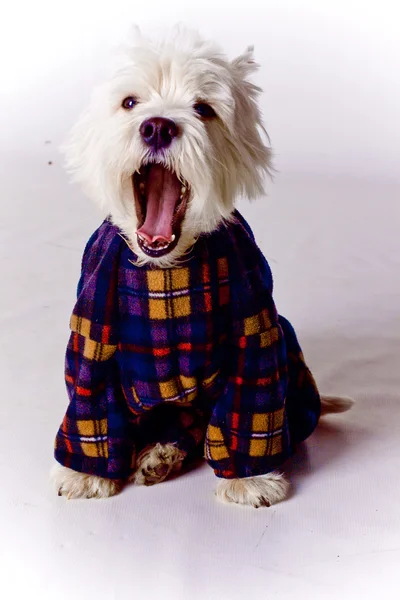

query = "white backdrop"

[1,0,400,177]
[1,2,400,599]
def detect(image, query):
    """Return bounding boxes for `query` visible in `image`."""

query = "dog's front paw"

[133,443,186,486]
[215,472,289,508]
[51,464,122,499]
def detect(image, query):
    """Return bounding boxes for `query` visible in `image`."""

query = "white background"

[0,1,399,599]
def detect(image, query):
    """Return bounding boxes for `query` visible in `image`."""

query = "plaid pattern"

[55,211,320,479]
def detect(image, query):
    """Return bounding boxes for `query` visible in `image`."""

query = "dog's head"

[65,27,272,265]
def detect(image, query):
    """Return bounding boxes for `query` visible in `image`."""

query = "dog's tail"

[320,395,354,416]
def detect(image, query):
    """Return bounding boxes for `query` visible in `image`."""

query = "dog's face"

[65,28,271,265]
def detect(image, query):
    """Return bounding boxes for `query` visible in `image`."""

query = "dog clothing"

[54,211,320,480]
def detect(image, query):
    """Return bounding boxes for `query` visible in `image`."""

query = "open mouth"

[133,163,190,258]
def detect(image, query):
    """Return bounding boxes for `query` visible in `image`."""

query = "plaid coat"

[55,211,320,480]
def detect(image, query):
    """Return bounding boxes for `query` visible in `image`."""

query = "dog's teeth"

[137,235,175,252]
[181,186,186,195]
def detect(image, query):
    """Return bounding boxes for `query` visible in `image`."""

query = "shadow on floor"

[284,415,370,497]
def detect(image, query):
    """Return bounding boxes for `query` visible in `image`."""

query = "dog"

[52,26,353,507]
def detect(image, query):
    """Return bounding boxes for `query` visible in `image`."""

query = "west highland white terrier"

[52,27,352,507]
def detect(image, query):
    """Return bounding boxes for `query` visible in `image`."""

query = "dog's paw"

[215,472,289,508]
[51,464,122,499]
[133,443,186,486]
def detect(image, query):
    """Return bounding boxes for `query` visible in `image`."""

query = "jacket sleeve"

[205,247,292,479]
[54,223,135,479]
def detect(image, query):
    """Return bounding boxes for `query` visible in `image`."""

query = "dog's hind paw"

[51,464,122,499]
[133,443,186,486]
[215,472,289,508]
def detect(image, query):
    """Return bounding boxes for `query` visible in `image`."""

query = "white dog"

[52,27,352,507]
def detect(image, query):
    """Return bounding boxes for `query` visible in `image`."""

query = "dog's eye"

[122,96,137,110]
[194,103,217,119]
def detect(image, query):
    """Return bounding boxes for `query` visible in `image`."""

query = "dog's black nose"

[139,117,178,151]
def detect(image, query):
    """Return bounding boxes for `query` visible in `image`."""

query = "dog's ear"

[231,46,259,78]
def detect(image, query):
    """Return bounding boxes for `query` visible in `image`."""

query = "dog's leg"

[214,396,353,508]
[51,464,123,499]
[132,443,186,486]
[215,472,289,508]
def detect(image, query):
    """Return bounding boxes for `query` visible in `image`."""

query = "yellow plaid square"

[171,267,189,290]
[252,413,269,432]
[70,315,91,337]
[83,339,116,361]
[249,435,283,457]
[272,407,285,429]
[208,445,229,461]
[206,425,230,460]
[77,420,94,436]
[147,270,165,292]
[159,375,197,401]
[80,442,108,458]
[252,408,284,432]
[173,295,191,317]
[259,327,279,348]
[81,442,101,457]
[77,419,107,436]
[244,314,260,336]
[249,438,267,457]
[180,374,196,389]
[159,379,178,399]
[207,424,224,441]
[244,309,273,336]
[149,298,167,320]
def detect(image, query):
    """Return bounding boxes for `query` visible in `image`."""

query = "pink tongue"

[137,164,181,243]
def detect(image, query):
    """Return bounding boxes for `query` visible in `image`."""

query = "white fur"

[216,472,290,508]
[63,25,272,266]
[320,395,355,416]
[132,443,186,486]
[51,464,122,499]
